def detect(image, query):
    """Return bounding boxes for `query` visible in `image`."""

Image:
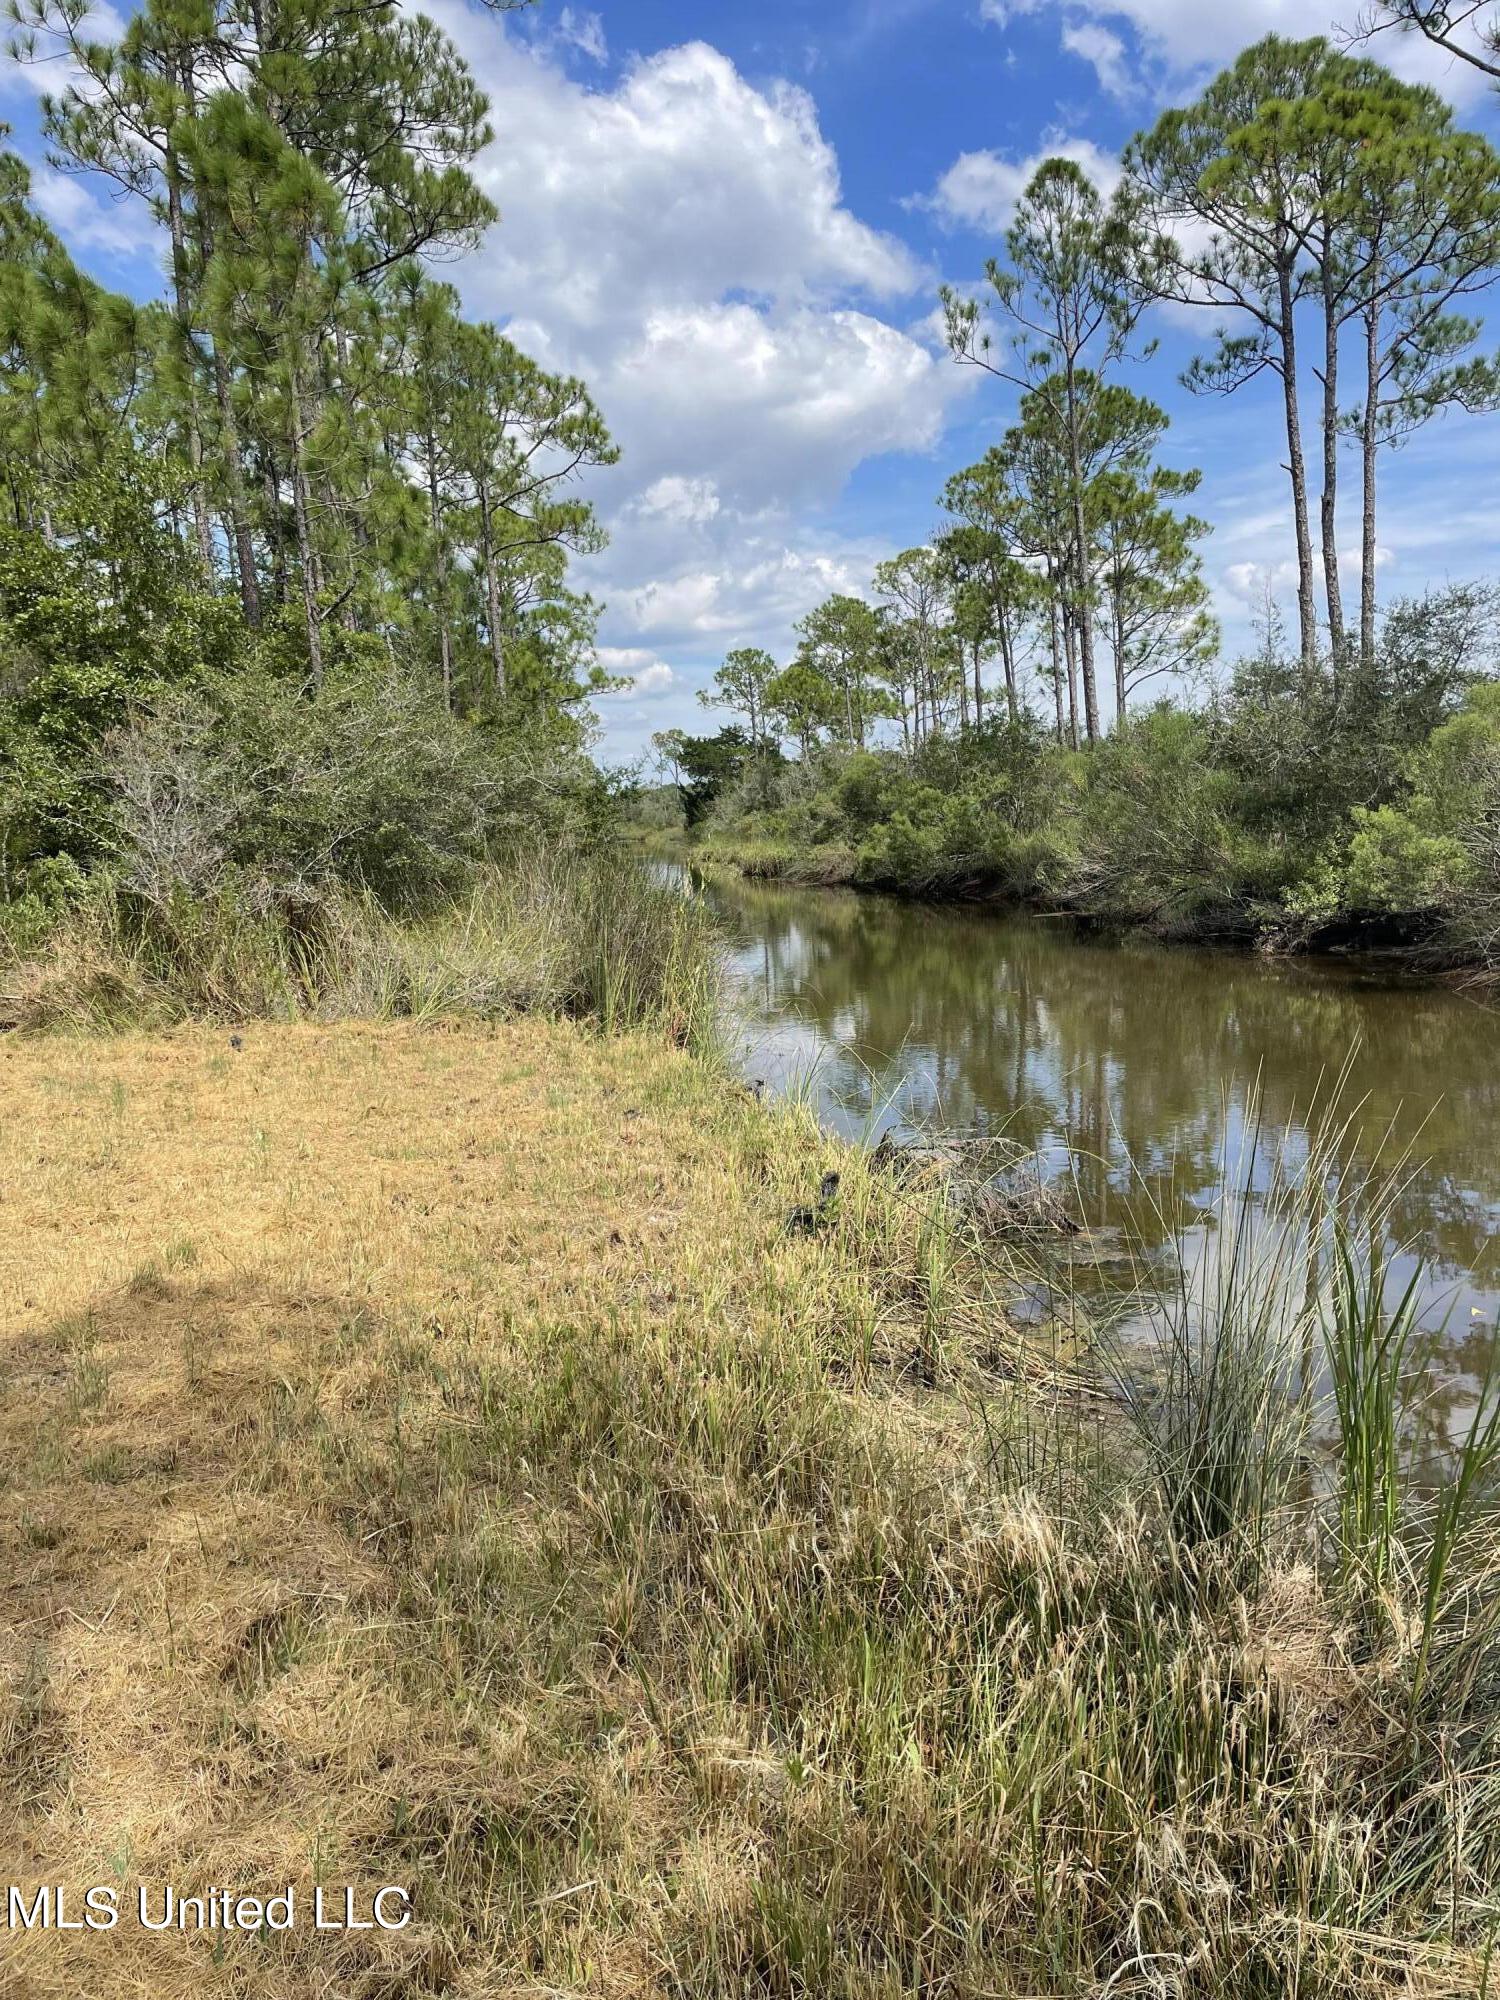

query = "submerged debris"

[871,1131,1080,1237]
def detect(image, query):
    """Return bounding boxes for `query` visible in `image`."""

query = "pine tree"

[943,157,1153,741]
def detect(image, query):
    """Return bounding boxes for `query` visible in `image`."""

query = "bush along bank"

[654,587,1500,971]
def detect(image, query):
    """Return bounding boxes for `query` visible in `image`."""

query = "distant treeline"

[653,32,1500,964]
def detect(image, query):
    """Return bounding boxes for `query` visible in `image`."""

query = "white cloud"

[1223,557,1299,606]
[552,8,606,64]
[597,651,676,698]
[989,0,1309,73]
[29,166,157,259]
[435,25,920,329]
[982,0,1494,104]
[619,542,881,650]
[923,134,1121,234]
[634,475,722,525]
[1061,22,1132,101]
[1222,545,1391,612]
[0,1,126,98]
[395,8,972,753]
[411,13,965,516]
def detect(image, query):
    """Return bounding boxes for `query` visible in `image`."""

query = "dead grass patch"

[0,1022,1493,1997]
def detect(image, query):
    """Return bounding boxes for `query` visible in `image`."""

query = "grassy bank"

[683,823,1485,969]
[0,850,719,1041]
[3,1008,1499,1997]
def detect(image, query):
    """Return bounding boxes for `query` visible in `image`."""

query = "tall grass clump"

[0,848,720,1040]
[1106,1085,1340,1571]
[1325,1225,1423,1606]
[1315,1167,1500,1721]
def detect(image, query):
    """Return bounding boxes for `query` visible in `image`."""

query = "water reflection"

[689,866,1500,1385]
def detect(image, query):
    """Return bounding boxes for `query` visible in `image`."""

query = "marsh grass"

[1327,1225,1424,1609]
[0,846,720,1045]
[2,1025,1499,1995]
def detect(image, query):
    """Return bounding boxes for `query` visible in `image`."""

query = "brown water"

[684,864,1500,1414]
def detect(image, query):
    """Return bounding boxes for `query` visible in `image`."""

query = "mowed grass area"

[1,1023,1495,1998]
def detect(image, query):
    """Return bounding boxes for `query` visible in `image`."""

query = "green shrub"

[1342,806,1467,914]
[104,662,523,910]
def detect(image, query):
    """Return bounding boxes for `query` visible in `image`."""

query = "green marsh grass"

[0,846,720,1044]
[1327,1224,1424,1608]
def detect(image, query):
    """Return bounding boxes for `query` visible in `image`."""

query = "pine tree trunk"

[165,166,214,575]
[212,349,261,626]
[263,459,287,606]
[1360,302,1380,677]
[184,63,260,627]
[426,440,453,712]
[1063,605,1080,752]
[1048,574,1065,745]
[1278,253,1319,677]
[288,356,323,686]
[1319,246,1346,688]
[1113,574,1126,723]
[998,601,1018,726]
[477,477,506,697]
[1064,359,1100,743]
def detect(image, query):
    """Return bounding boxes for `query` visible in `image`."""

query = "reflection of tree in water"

[1404,1316,1500,1482]
[709,871,1500,1357]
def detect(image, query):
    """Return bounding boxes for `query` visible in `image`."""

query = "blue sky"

[4,0,1500,763]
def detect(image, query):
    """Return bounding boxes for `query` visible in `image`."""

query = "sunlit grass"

[0,847,720,1048]
[0,1023,1497,1996]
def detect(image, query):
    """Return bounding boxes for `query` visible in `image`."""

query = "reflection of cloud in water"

[701,865,1500,1383]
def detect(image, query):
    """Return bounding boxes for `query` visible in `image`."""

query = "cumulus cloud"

[634,476,722,525]
[980,0,1494,103]
[1061,22,1133,101]
[1222,557,1300,606]
[597,652,677,698]
[1221,546,1390,611]
[412,11,968,506]
[617,541,885,651]
[984,0,1314,73]
[394,8,972,752]
[431,22,921,331]
[551,8,606,64]
[29,166,157,259]
[0,0,126,98]
[922,134,1121,233]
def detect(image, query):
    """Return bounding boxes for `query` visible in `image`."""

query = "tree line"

[674,32,1500,780]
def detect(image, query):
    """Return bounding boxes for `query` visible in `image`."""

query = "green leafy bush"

[105,663,520,910]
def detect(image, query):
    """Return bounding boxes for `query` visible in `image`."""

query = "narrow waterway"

[678,863,1500,1429]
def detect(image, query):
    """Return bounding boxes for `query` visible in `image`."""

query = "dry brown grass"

[0,1022,793,1996]
[1,1023,1494,1998]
